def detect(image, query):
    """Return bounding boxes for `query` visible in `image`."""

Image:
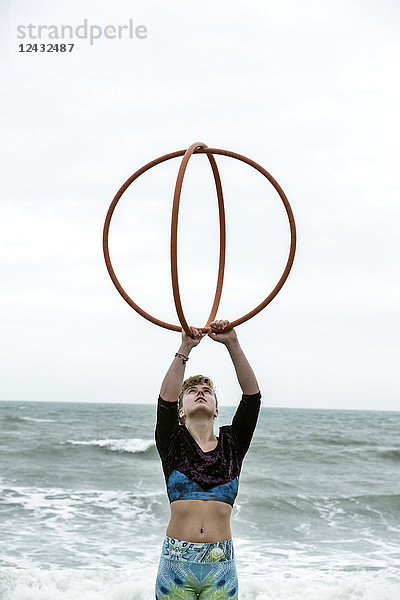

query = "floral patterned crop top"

[155,391,261,507]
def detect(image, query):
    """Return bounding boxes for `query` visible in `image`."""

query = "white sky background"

[1,0,399,410]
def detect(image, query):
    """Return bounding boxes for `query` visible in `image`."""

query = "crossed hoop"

[103,143,296,335]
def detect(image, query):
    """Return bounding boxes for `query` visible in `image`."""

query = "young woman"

[155,319,261,599]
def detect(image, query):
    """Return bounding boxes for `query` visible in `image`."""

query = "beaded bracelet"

[175,352,189,364]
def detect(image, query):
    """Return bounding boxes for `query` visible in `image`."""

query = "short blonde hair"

[178,375,217,424]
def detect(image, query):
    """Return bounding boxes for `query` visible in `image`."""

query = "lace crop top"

[155,391,261,506]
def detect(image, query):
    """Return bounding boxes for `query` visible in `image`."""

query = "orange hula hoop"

[103,144,296,334]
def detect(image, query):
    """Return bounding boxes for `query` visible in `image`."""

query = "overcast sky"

[1,0,399,410]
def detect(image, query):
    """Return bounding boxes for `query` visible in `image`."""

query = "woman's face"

[180,384,218,421]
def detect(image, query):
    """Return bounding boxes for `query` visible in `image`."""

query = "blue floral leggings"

[155,536,238,599]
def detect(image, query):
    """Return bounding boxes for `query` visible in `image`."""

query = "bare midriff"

[166,499,232,543]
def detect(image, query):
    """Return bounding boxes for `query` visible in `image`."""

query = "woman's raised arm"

[208,320,259,395]
[160,327,205,402]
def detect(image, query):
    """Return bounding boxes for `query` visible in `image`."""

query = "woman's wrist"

[178,342,193,356]
[225,337,240,352]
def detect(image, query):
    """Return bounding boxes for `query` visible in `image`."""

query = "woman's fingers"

[189,326,206,341]
[210,320,229,330]
[182,326,203,346]
[183,322,231,344]
[208,320,237,345]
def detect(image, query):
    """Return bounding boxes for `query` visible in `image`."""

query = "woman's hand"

[208,320,238,347]
[182,326,206,351]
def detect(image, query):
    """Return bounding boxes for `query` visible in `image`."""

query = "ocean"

[0,399,399,599]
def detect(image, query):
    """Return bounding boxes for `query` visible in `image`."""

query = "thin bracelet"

[175,352,189,364]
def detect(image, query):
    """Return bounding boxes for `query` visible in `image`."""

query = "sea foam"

[65,438,155,453]
[1,567,399,600]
